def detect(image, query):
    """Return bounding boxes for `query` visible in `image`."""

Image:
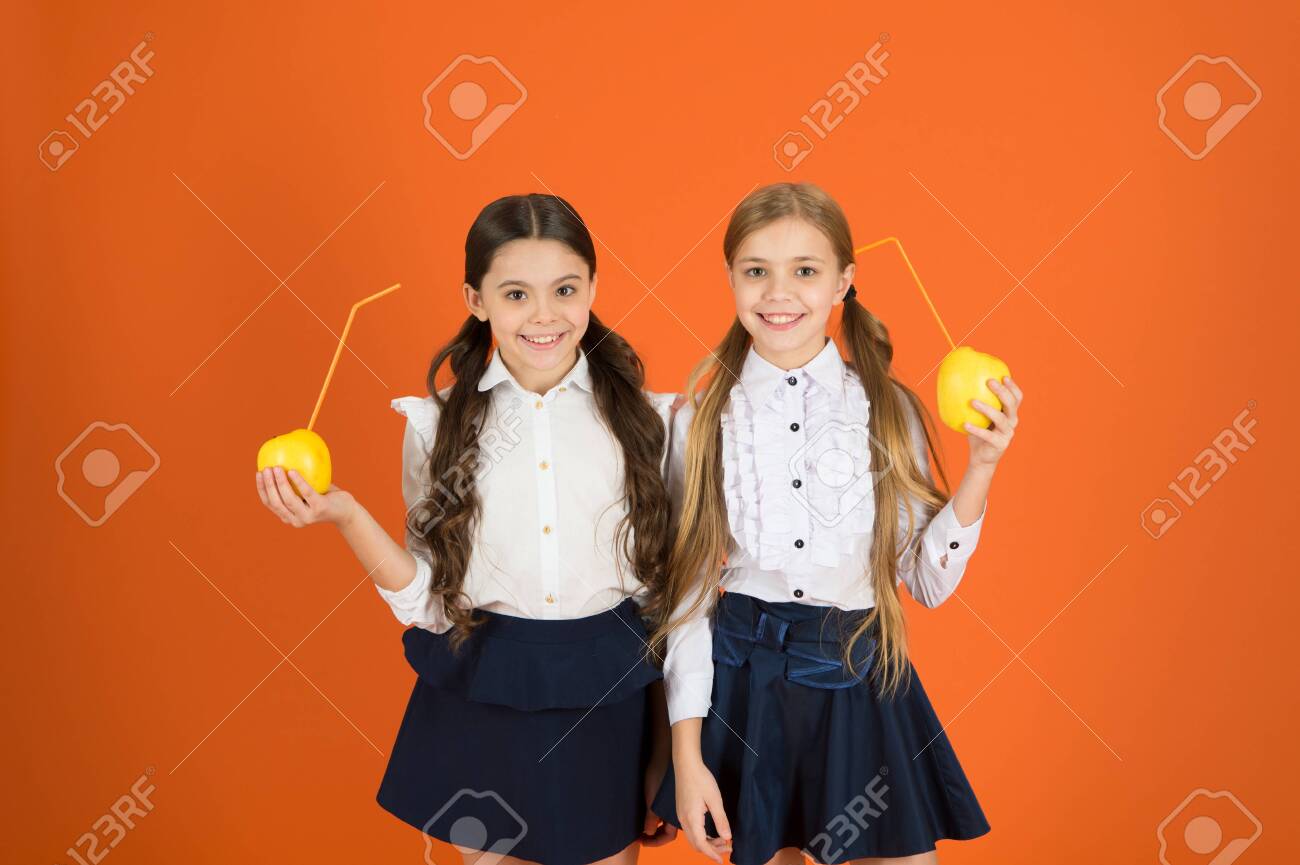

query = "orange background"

[4,1,1298,863]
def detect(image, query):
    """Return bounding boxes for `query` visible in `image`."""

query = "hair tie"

[844,284,858,303]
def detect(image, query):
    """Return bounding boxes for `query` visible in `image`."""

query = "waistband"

[471,595,646,644]
[716,591,876,652]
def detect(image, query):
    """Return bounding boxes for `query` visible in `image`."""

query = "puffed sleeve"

[895,393,987,608]
[376,395,453,633]
[660,399,718,725]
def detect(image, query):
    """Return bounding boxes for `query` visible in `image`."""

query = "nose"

[530,292,558,324]
[762,271,795,302]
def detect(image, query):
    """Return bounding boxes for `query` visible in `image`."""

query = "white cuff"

[665,673,714,726]
[923,498,986,568]
[375,555,449,631]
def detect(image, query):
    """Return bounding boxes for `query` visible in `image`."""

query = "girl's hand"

[256,466,357,528]
[964,375,1023,469]
[676,758,732,863]
[640,745,678,846]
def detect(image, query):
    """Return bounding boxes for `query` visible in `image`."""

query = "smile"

[758,312,805,330]
[519,332,566,349]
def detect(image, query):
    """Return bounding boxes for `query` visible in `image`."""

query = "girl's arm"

[895,375,1022,607]
[256,398,452,631]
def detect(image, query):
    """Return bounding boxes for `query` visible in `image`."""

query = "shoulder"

[642,389,678,422]
[391,385,453,447]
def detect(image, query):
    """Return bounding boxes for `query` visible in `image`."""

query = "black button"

[789,422,800,432]
[793,588,804,598]
[786,375,798,385]
[949,541,960,549]
[794,539,804,548]
[792,479,802,488]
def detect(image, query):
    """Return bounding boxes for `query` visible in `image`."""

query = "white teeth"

[522,333,561,344]
[762,313,802,324]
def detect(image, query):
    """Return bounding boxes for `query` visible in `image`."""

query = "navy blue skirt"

[377,597,662,865]
[651,591,989,864]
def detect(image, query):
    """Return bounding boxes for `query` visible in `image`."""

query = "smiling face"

[465,237,597,395]
[728,216,855,369]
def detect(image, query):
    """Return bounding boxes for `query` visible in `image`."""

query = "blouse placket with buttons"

[782,373,811,601]
[528,383,569,613]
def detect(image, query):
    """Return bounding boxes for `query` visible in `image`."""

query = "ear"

[463,282,488,321]
[834,263,857,305]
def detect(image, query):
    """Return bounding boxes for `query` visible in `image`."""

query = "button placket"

[783,373,811,564]
[533,392,560,612]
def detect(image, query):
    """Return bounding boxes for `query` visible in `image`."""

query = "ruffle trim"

[722,369,877,571]
[390,395,439,446]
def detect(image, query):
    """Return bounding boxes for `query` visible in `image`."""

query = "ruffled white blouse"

[375,346,676,633]
[662,338,988,724]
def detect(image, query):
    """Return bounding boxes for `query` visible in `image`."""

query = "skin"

[672,218,1024,865]
[255,236,677,864]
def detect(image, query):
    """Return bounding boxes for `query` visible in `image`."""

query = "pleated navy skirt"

[377,596,662,865]
[651,591,989,864]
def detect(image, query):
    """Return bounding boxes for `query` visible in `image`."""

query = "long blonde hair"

[646,182,952,697]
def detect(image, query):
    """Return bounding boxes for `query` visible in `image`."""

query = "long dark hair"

[417,194,672,648]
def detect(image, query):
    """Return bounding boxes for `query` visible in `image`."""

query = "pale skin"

[672,217,1023,865]
[255,237,676,865]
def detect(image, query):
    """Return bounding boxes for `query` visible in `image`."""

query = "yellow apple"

[257,429,332,496]
[936,346,1011,433]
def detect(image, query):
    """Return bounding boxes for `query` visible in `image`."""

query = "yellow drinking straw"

[854,238,1009,433]
[257,282,402,494]
[307,282,402,431]
[854,237,955,351]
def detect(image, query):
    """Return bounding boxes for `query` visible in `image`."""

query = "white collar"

[738,337,846,406]
[477,345,594,395]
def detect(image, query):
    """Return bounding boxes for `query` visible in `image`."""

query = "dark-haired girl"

[256,194,678,865]
[646,182,1025,865]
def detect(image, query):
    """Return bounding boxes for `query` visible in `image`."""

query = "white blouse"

[662,338,988,724]
[375,346,676,632]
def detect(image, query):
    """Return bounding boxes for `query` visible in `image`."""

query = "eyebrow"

[737,255,826,264]
[495,273,583,290]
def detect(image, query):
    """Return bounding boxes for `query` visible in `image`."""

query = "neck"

[500,347,580,396]
[752,335,828,371]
